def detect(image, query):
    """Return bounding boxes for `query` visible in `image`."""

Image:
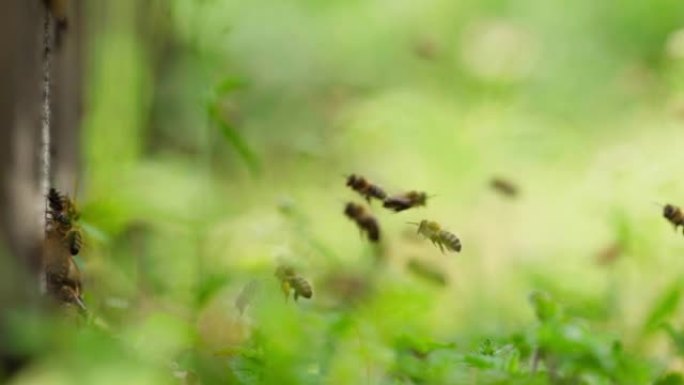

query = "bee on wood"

[43,231,86,313]
[275,266,313,301]
[489,177,519,198]
[345,174,387,203]
[662,203,684,234]
[43,0,69,30]
[383,191,429,212]
[46,187,83,255]
[344,202,380,242]
[408,220,461,253]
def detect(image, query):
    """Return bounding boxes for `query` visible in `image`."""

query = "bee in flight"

[489,177,519,198]
[344,202,380,242]
[383,191,430,212]
[46,187,83,255]
[275,265,313,302]
[345,174,387,203]
[662,203,684,234]
[408,220,461,253]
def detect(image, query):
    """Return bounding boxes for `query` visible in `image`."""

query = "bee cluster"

[44,187,86,313]
[344,173,461,254]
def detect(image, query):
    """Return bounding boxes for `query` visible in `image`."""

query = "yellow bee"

[345,174,387,203]
[275,265,313,301]
[344,202,380,242]
[383,191,429,212]
[662,203,684,234]
[408,220,461,253]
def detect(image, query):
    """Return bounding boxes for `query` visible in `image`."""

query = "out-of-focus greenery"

[5,0,684,384]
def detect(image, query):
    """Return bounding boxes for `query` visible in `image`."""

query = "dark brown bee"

[408,220,461,253]
[663,204,684,234]
[65,229,82,256]
[46,187,83,255]
[43,0,69,30]
[489,177,519,198]
[47,187,65,213]
[275,266,313,301]
[383,191,429,212]
[345,174,387,203]
[344,202,380,242]
[43,231,86,313]
[235,280,259,314]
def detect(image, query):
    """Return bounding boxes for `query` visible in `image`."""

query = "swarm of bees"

[342,173,461,254]
[44,187,86,313]
[275,265,313,302]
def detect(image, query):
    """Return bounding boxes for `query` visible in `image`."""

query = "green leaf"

[207,103,261,175]
[654,372,684,385]
[213,76,248,97]
[529,291,561,322]
[643,281,681,333]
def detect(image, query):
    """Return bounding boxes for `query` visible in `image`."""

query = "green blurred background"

[7,0,684,383]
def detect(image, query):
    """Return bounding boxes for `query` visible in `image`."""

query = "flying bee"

[344,202,380,242]
[275,265,313,301]
[408,220,461,253]
[345,174,387,203]
[489,177,519,198]
[662,203,684,234]
[383,191,430,212]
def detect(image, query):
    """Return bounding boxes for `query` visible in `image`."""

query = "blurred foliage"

[5,0,684,384]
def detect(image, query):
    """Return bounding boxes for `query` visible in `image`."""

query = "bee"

[43,0,69,30]
[408,220,461,253]
[46,187,83,255]
[489,177,519,198]
[344,202,380,242]
[662,204,684,234]
[345,174,387,203]
[43,230,86,313]
[383,191,429,212]
[64,229,83,256]
[275,266,313,301]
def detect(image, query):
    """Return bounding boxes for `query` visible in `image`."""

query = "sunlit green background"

[7,0,684,384]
